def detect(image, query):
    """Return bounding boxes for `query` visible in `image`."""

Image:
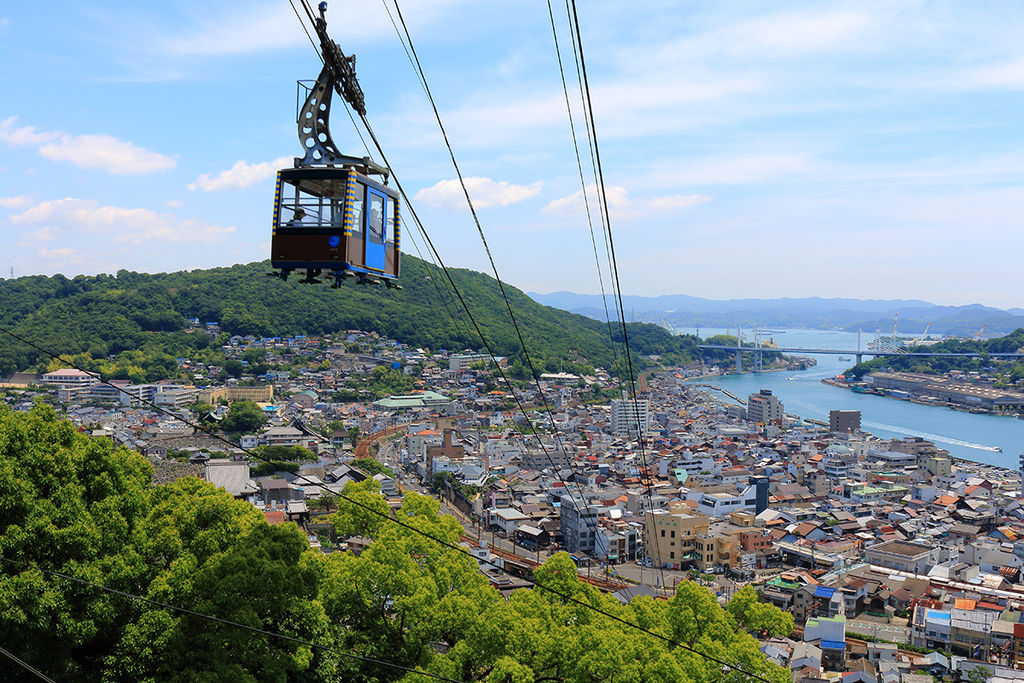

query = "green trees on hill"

[0,259,702,379]
[0,406,792,682]
[844,328,1024,386]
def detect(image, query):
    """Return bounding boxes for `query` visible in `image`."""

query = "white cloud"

[415,177,542,210]
[0,117,174,174]
[159,5,306,56]
[543,185,710,220]
[11,198,235,246]
[165,199,183,208]
[38,247,76,260]
[16,225,57,248]
[189,156,291,192]
[0,117,60,146]
[0,195,32,209]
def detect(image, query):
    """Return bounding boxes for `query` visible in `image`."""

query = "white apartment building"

[610,398,650,437]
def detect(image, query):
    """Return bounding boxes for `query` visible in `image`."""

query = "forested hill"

[0,257,699,377]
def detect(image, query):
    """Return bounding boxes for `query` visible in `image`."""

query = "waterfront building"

[747,389,784,424]
[829,409,860,434]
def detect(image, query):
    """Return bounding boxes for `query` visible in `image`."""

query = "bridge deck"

[697,344,1023,358]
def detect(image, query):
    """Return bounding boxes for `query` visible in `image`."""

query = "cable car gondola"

[270,2,400,289]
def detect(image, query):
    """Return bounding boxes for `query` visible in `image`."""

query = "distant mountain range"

[526,292,1024,337]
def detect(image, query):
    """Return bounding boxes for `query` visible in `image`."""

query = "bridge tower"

[735,325,743,373]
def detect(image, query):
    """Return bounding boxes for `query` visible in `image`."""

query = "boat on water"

[838,356,852,361]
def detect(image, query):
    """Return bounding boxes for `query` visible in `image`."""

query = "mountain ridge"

[527,292,1024,336]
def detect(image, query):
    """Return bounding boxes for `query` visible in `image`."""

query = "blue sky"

[2,1,1024,308]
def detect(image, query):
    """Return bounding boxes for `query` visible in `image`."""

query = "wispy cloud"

[956,58,1024,90]
[0,195,33,209]
[415,177,543,210]
[189,156,292,191]
[543,185,710,220]
[11,198,235,246]
[38,247,76,260]
[1,117,175,174]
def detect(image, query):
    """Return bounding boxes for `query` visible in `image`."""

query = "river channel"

[679,328,1024,467]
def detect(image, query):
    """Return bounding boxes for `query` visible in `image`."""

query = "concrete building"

[449,353,492,372]
[644,507,709,569]
[865,539,940,574]
[199,385,274,404]
[560,494,600,555]
[694,532,739,573]
[610,397,650,437]
[689,485,759,517]
[829,410,861,433]
[42,368,99,389]
[747,389,784,424]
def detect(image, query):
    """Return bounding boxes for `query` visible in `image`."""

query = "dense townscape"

[5,324,1024,682]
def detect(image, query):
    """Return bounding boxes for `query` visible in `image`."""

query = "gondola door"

[364,188,387,272]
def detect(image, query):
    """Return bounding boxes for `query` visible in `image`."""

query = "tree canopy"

[0,259,703,380]
[0,405,791,682]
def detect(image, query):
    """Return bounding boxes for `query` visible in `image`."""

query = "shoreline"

[820,376,1022,422]
[676,371,1017,476]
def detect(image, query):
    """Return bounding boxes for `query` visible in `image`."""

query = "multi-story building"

[449,353,491,372]
[610,397,650,437]
[152,385,200,409]
[747,389,783,424]
[595,524,638,564]
[793,585,846,625]
[822,457,851,480]
[688,484,760,517]
[644,507,709,569]
[199,385,275,404]
[694,533,739,573]
[560,494,600,555]
[42,368,99,389]
[829,409,860,433]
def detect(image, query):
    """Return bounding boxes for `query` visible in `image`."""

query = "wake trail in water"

[863,421,1001,452]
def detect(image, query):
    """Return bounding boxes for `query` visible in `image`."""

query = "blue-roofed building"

[910,605,952,650]
[818,639,846,671]
[805,615,846,667]
[794,583,845,625]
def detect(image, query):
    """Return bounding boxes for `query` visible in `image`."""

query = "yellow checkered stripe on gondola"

[272,172,282,235]
[343,170,357,237]
[393,197,401,251]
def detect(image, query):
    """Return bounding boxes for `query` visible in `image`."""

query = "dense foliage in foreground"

[0,406,792,682]
[0,259,701,379]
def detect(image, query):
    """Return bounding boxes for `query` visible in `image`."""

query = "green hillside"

[0,257,700,378]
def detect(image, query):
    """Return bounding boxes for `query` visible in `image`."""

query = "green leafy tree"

[351,457,392,477]
[221,400,267,433]
[0,403,153,679]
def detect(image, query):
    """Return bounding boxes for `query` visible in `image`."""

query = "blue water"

[682,328,1024,467]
